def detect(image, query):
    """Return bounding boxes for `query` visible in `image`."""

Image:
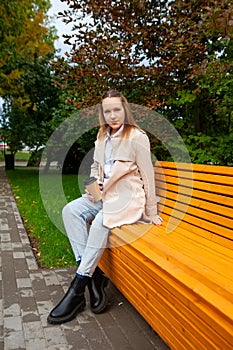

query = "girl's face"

[102,97,125,133]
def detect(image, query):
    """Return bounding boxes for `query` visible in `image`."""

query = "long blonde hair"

[98,90,140,140]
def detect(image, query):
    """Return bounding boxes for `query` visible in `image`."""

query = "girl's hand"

[85,183,103,203]
[152,215,163,226]
[85,189,96,202]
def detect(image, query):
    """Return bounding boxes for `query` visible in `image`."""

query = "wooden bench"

[99,161,233,350]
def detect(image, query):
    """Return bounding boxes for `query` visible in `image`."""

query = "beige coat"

[90,127,158,228]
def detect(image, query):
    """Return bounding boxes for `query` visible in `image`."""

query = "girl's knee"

[62,197,85,219]
[62,202,72,220]
[62,199,77,217]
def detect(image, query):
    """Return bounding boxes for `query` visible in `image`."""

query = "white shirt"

[104,124,124,179]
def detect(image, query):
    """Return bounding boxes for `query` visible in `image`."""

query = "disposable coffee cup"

[84,177,102,201]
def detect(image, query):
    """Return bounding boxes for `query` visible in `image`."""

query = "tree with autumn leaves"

[0,0,60,158]
[55,0,233,165]
[0,0,54,96]
[1,0,232,165]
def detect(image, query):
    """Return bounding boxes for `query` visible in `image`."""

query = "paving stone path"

[0,167,170,350]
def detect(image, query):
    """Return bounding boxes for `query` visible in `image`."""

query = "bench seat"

[99,162,233,350]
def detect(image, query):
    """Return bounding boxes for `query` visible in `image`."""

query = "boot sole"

[47,299,86,325]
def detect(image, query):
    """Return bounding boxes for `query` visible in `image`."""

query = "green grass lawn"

[0,151,30,162]
[15,151,31,161]
[7,168,84,268]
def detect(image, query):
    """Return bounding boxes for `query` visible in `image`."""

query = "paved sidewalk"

[0,167,170,350]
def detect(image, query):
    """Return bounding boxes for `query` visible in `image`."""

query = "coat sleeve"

[90,161,100,178]
[135,132,158,218]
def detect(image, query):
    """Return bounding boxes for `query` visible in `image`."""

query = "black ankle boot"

[88,267,109,314]
[47,275,90,324]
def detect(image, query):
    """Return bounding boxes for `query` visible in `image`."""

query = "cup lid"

[84,177,97,185]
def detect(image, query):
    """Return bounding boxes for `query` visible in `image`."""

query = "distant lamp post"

[3,135,6,155]
[0,134,5,154]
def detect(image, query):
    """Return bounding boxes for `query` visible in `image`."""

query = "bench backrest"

[155,162,233,250]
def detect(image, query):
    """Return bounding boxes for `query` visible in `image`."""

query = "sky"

[48,0,73,55]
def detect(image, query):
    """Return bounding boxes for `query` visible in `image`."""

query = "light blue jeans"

[62,194,109,277]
